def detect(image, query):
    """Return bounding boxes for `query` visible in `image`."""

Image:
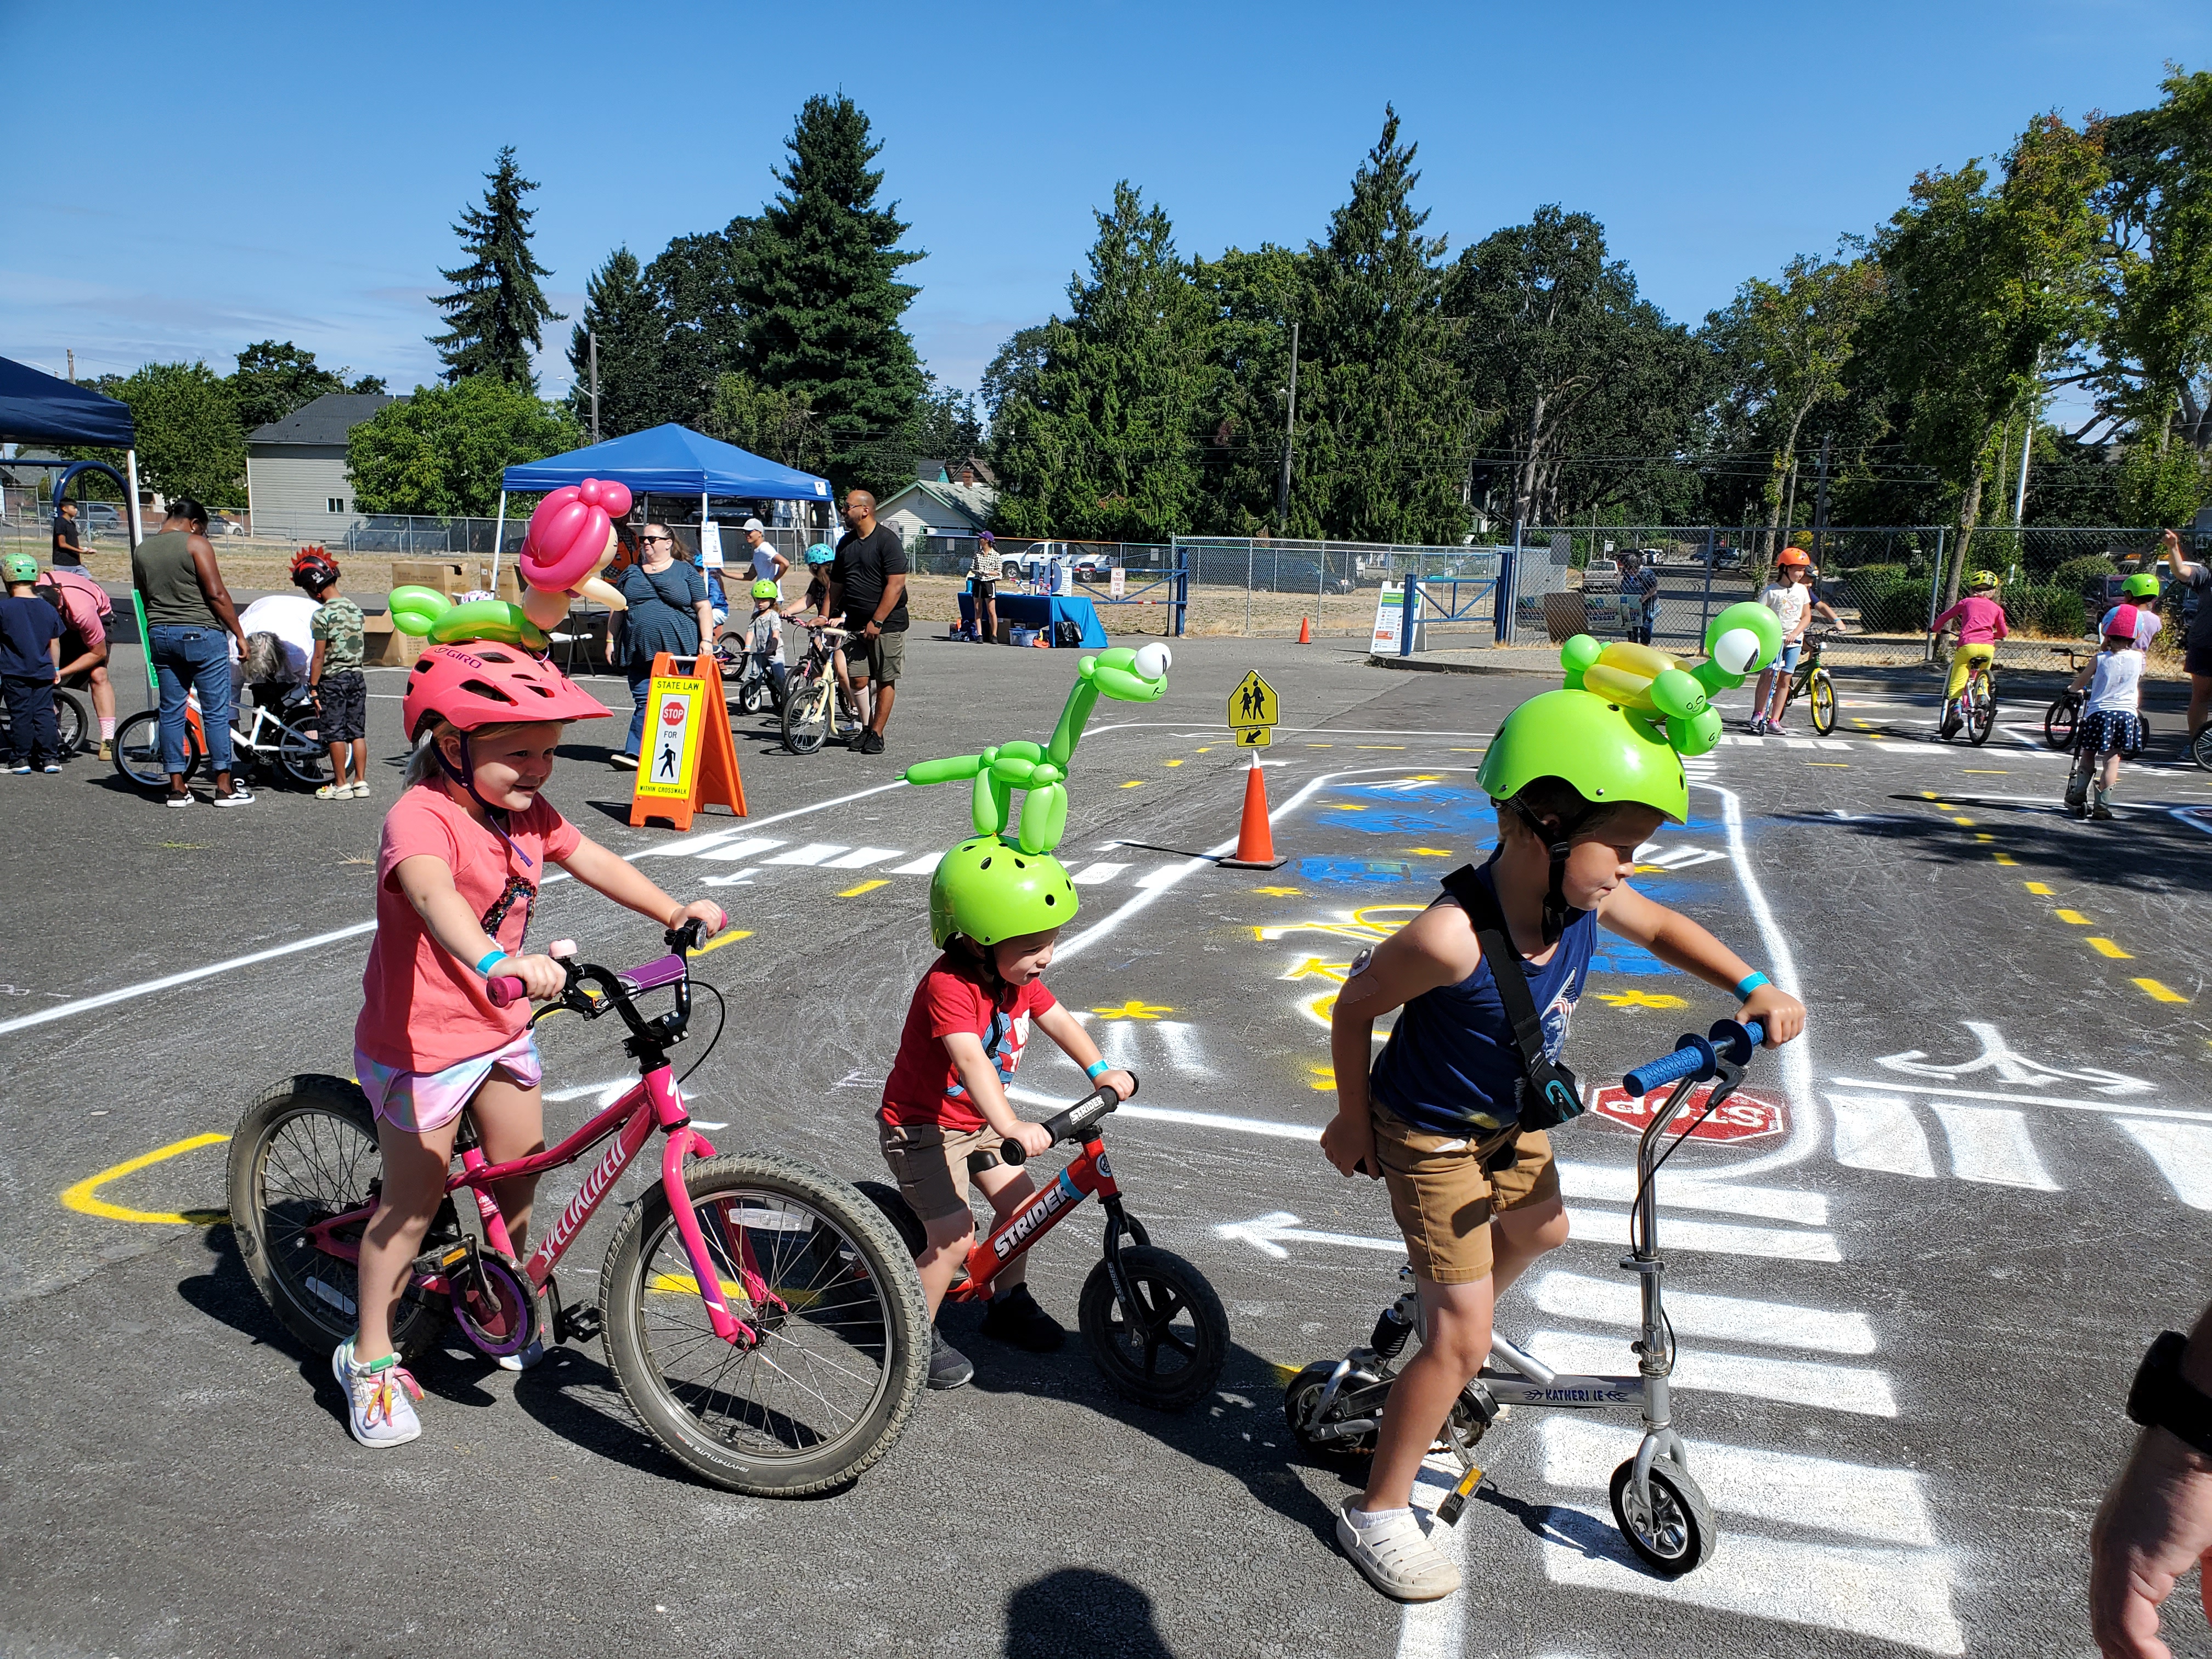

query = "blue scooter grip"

[1622,1020,1768,1097]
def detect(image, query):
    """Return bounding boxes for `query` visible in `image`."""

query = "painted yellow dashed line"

[1807,762,1849,768]
[1164,758,1183,768]
[692,928,756,958]
[838,879,889,898]
[2055,909,2091,925]
[1120,781,1145,789]
[1993,853,2018,867]
[2135,979,2190,1004]
[2024,882,2054,896]
[2089,938,2134,960]
[62,1133,230,1224]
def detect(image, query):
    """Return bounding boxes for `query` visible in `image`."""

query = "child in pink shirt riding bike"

[1929,572,2010,734]
[338,642,727,1448]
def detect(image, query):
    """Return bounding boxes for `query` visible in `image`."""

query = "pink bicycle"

[226,923,929,1495]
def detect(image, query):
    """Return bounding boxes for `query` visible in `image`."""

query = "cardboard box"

[364,613,423,667]
[390,560,469,598]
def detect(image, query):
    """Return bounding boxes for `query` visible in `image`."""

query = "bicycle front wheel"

[1808,671,1836,735]
[2193,722,2212,773]
[781,672,828,755]
[114,709,194,789]
[600,1152,929,1497]
[2045,695,2079,751]
[52,689,89,754]
[226,1074,449,1362]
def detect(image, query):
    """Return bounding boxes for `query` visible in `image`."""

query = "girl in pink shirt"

[336,643,727,1449]
[1930,574,2011,713]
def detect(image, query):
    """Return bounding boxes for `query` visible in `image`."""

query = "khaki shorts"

[1371,1104,1561,1285]
[849,627,906,685]
[877,1119,998,1222]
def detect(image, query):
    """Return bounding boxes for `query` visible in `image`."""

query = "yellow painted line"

[1164,758,1183,768]
[2024,882,2053,896]
[1806,762,1849,768]
[692,928,755,958]
[1304,743,1333,748]
[1593,990,1690,1010]
[838,879,889,898]
[1120,781,1145,789]
[1974,833,1994,843]
[1252,885,1301,896]
[2135,979,2190,1004]
[1354,744,1406,750]
[2054,909,2091,925]
[62,1133,230,1224]
[1950,816,1974,826]
[1993,853,2018,866]
[1406,847,1454,857]
[1194,746,1214,753]
[1449,746,1485,752]
[1921,791,1939,800]
[2088,938,2134,960]
[1963,769,2009,774]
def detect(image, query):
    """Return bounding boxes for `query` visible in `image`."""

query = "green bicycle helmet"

[2123,571,2160,599]
[804,542,836,567]
[928,835,1080,949]
[3,554,38,584]
[750,578,780,600]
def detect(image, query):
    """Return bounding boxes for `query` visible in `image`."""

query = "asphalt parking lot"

[3,631,2209,1658]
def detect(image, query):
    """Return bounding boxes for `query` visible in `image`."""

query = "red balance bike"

[859,1079,1229,1411]
[227,922,930,1496]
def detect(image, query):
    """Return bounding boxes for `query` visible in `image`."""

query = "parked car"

[207,512,244,537]
[1000,542,1113,583]
[80,503,123,534]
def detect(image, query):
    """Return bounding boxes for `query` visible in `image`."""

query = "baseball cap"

[742,517,766,533]
[979,530,995,543]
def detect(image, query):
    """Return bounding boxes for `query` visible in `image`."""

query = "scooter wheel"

[1283,1360,1376,1458]
[1609,1457,1717,1576]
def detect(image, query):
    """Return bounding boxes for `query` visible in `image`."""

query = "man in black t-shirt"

[826,489,909,755]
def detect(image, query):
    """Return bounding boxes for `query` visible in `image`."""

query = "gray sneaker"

[928,1328,974,1391]
[1335,1501,1461,1602]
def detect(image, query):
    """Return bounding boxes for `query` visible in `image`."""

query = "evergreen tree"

[566,248,668,439]
[989,183,1215,540]
[731,96,924,494]
[428,146,563,390]
[1294,108,1465,544]
[1192,242,1310,533]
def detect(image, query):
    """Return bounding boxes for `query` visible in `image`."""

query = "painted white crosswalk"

[1927,1101,2058,1190]
[1524,1330,1898,1416]
[1531,1269,1876,1355]
[1555,1161,1828,1226]
[1561,1206,1839,1264]
[2114,1119,2212,1209]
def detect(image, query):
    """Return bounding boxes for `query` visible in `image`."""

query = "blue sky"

[5,0,2205,410]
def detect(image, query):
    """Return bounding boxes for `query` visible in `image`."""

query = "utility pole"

[1274,321,1299,538]
[1780,456,1801,549]
[66,349,75,382]
[1812,432,1832,566]
[588,330,601,446]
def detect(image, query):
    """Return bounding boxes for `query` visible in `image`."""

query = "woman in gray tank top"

[132,497,253,806]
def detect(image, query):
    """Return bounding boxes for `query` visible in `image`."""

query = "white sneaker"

[334,1336,424,1447]
[1336,1500,1461,1601]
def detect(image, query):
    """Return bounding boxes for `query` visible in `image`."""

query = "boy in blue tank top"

[1319,685,1805,1602]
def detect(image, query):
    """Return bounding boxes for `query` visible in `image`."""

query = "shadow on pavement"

[1003,1567,1173,1658]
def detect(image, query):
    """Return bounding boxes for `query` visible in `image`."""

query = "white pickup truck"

[999,542,1113,584]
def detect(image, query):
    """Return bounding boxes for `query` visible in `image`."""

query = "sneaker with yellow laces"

[334,1336,424,1447]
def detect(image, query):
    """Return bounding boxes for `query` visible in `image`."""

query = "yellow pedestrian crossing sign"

[1229,670,1278,747]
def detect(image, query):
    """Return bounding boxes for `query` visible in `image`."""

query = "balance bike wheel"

[1609,1456,1717,1576]
[1283,1359,1376,1459]
[1079,1245,1228,1412]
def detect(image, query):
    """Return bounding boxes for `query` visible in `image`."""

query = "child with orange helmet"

[332,639,727,1449]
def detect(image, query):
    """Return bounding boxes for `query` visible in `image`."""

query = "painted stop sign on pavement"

[1589,1082,1788,1142]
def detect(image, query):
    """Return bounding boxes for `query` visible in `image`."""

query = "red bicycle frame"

[945,1131,1146,1302]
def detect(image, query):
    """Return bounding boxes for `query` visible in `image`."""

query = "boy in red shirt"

[879,834,1135,1390]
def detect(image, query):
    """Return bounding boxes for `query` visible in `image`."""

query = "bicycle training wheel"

[277,715,327,788]
[226,1075,450,1362]
[1610,1457,1717,1576]
[2045,695,2080,751]
[114,709,194,789]
[1079,1245,1230,1412]
[599,1152,929,1497]
[1808,671,1836,735]
[781,673,828,755]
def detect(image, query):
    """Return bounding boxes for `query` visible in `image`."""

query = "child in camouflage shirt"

[296,548,369,800]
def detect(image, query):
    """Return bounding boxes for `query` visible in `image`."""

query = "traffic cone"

[1218,752,1288,870]
[1296,615,1312,644]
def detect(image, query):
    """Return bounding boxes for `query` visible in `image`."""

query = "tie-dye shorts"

[356,1028,544,1135]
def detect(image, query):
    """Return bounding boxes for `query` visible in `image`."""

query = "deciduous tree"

[347,377,580,516]
[230,340,382,436]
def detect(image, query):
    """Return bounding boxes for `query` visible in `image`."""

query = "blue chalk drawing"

[1589,941,1668,976]
[1297,856,1418,885]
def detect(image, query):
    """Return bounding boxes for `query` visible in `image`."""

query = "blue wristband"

[1735,971,1770,1002]
[476,949,510,978]
[1085,1060,1109,1081]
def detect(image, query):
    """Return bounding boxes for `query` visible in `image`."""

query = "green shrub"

[2001,582,2091,638]
[1857,573,1932,632]
[2047,554,2117,595]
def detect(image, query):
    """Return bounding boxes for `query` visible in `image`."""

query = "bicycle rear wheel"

[600,1152,928,1497]
[1967,685,1996,746]
[225,1075,448,1361]
[2193,723,2212,773]
[1808,671,1836,735]
[277,715,328,788]
[781,671,828,754]
[114,709,195,789]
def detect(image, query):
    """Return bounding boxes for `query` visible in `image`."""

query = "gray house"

[246,393,403,537]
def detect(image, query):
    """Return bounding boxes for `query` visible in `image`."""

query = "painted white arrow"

[1212,1211,1404,1260]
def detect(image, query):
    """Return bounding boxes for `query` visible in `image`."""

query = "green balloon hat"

[1483,602,1785,822]
[904,644,1173,946]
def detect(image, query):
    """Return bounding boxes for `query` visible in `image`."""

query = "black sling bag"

[1439,864,1586,1135]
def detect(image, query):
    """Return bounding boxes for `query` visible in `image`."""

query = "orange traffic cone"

[1218,752,1288,870]
[1296,615,1312,644]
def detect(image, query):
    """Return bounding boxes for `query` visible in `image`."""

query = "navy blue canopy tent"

[494,424,831,583]
[0,355,136,447]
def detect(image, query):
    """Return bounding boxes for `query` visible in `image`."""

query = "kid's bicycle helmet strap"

[436,735,535,870]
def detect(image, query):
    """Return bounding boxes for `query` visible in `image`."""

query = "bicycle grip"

[486,975,526,1008]
[1623,1042,1707,1098]
[999,1138,1027,1168]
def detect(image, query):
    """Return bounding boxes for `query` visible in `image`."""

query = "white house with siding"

[246,393,403,537]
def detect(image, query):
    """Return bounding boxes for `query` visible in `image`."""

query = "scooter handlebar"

[1622,1020,1765,1097]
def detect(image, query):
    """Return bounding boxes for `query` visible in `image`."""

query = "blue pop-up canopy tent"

[0,355,137,448]
[493,423,832,584]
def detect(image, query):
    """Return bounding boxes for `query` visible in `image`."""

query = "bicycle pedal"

[1435,1464,1484,1527]
[557,1304,604,1345]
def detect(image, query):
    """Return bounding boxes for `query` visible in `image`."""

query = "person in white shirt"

[743,518,789,587]
[2065,605,2149,820]
[232,592,318,698]
[1750,550,1813,733]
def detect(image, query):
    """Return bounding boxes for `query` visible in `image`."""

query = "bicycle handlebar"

[486,918,712,1029]
[1623,1019,1765,1098]
[997,1076,1138,1167]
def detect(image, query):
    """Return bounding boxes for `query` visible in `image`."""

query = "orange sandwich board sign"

[629,651,748,832]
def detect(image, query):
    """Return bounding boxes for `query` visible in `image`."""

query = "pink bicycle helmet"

[402,642,612,742]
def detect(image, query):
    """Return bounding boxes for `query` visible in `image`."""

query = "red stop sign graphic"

[1589,1082,1787,1143]
[661,701,686,726]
